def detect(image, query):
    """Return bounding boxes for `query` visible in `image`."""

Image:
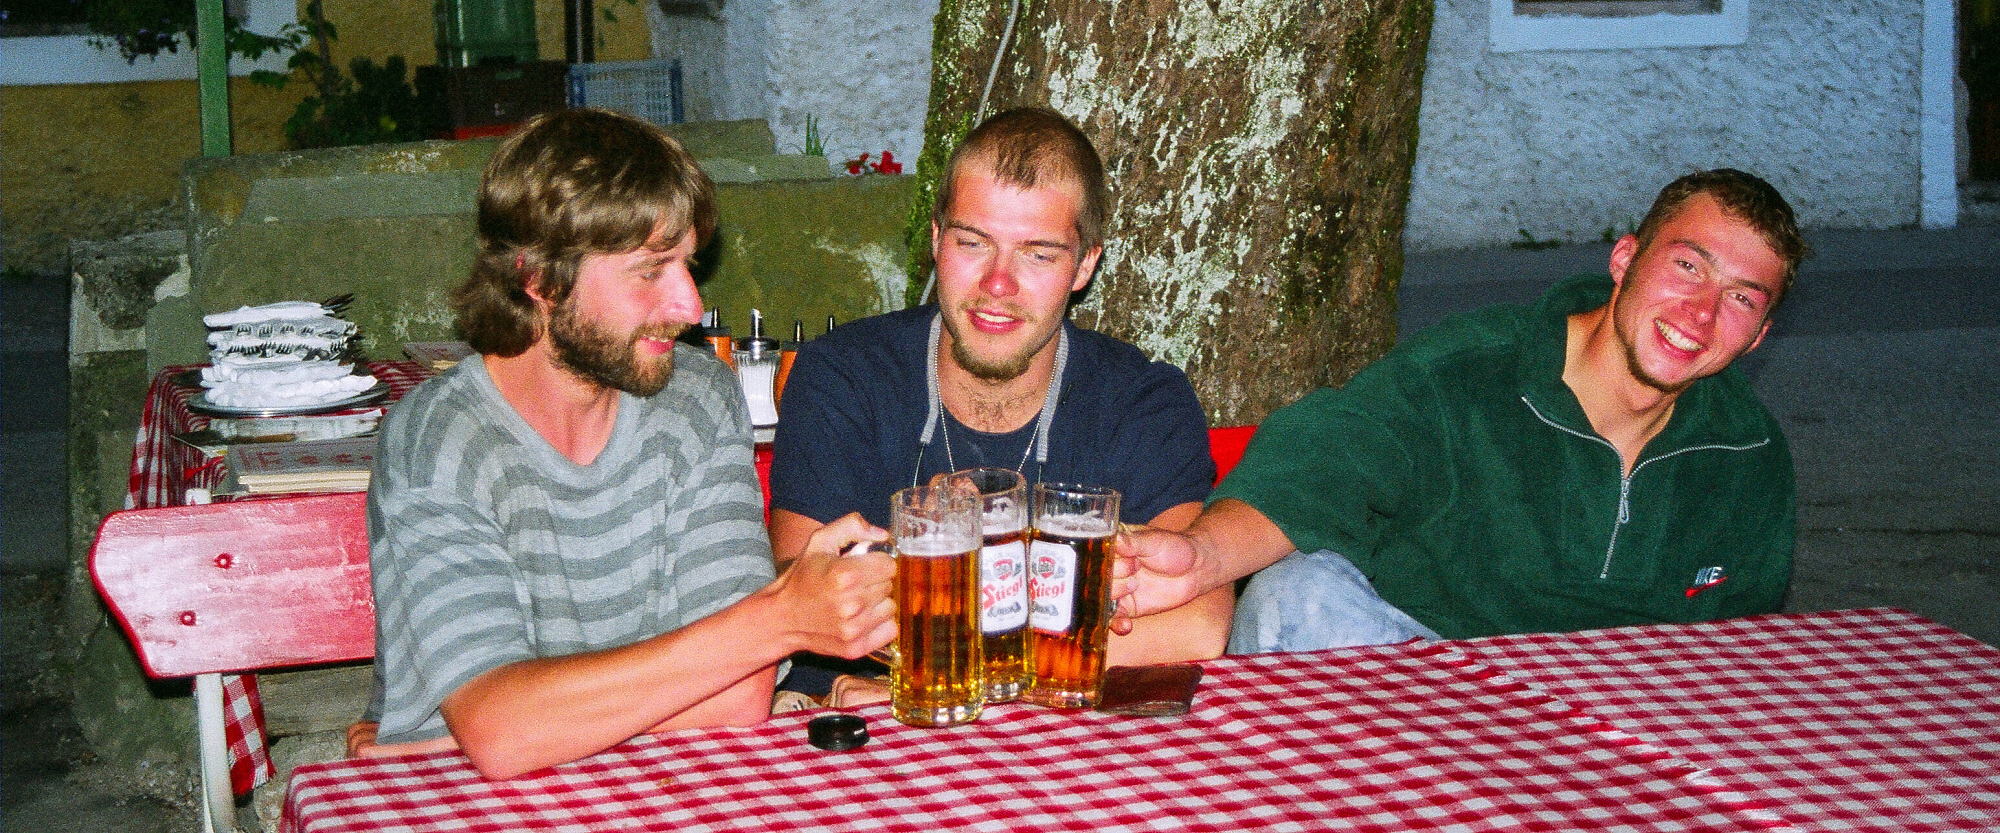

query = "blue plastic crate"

[567,58,685,126]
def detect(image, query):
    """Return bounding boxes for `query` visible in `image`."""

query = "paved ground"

[3,212,1994,831]
[4,269,190,830]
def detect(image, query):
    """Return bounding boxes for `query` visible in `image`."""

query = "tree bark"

[915,0,1433,426]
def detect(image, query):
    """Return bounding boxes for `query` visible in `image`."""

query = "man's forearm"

[1186,498,1298,594]
[441,587,793,779]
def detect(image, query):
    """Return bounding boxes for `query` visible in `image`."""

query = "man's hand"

[770,513,897,659]
[346,720,377,757]
[1108,525,1210,635]
[826,674,891,708]
[346,720,460,759]
[1109,500,1296,636]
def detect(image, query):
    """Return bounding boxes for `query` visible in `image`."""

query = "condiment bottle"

[774,319,803,412]
[734,309,780,427]
[702,310,735,371]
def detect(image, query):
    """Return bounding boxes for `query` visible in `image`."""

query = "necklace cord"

[915,312,1067,486]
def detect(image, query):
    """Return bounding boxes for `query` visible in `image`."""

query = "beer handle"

[842,541,892,557]
[842,540,899,664]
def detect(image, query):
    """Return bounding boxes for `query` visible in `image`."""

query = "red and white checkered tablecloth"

[1457,607,2000,833]
[283,639,1777,833]
[126,360,433,795]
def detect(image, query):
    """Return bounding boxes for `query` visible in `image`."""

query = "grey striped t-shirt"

[366,347,773,744]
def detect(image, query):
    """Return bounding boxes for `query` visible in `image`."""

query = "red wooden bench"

[91,427,1256,831]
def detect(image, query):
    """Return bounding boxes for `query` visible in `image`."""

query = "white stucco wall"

[655,0,1936,243]
[655,0,936,166]
[1404,0,1924,251]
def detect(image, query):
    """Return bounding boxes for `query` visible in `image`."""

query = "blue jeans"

[1228,550,1440,654]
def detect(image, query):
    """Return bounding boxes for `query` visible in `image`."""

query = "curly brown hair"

[453,108,717,357]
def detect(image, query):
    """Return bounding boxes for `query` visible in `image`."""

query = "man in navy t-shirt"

[769,108,1230,697]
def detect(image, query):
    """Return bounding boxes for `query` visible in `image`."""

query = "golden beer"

[892,541,984,726]
[888,481,985,727]
[1023,483,1120,709]
[963,467,1030,703]
[979,526,1029,701]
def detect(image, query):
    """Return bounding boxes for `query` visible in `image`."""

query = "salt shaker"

[734,309,780,428]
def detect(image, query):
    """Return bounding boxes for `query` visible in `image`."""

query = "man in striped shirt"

[347,109,896,778]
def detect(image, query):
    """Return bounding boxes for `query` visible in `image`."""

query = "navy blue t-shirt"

[771,305,1215,529]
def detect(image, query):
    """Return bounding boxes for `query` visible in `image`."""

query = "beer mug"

[888,480,985,727]
[1023,483,1120,709]
[961,468,1029,702]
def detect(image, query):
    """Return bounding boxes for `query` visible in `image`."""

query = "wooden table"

[282,609,2000,832]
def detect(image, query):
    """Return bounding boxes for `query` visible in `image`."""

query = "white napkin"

[203,302,331,328]
[199,356,357,387]
[203,372,378,408]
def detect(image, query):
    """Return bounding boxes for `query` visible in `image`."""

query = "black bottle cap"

[806,713,869,751]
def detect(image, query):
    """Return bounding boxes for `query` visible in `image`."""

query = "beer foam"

[1033,513,1113,539]
[897,534,977,557]
[982,493,1022,519]
[982,512,1024,535]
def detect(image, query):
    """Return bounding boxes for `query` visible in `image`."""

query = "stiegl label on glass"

[1028,538,1077,634]
[980,542,1028,633]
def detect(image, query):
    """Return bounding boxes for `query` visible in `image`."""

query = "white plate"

[186,382,391,417]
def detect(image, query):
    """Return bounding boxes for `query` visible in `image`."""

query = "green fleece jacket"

[1214,273,1794,639]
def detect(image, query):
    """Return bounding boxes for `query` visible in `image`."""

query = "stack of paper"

[224,436,377,495]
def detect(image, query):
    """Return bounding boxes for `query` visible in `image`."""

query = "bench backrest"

[90,492,375,679]
[1208,424,1255,484]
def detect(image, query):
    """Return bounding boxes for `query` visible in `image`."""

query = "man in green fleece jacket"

[1115,169,1804,648]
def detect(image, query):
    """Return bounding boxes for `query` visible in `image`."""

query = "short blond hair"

[934,107,1108,256]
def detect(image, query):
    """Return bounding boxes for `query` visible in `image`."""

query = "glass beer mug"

[961,468,1029,702]
[888,479,985,727]
[1022,483,1120,709]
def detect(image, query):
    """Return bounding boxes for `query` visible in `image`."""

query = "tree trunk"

[914,0,1433,426]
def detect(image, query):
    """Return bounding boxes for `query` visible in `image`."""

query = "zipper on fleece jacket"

[1521,396,1771,581]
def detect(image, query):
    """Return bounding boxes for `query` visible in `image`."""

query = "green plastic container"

[435,0,540,67]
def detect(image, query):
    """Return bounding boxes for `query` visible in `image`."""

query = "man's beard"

[1612,306,1696,397]
[547,300,685,396]
[942,307,1047,382]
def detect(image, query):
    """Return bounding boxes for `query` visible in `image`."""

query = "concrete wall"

[647,0,1937,252]
[1404,0,1926,250]
[0,79,303,275]
[158,124,911,370]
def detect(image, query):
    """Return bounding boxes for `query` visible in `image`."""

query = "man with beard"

[767,108,1231,700]
[1116,168,1805,651]
[349,109,896,777]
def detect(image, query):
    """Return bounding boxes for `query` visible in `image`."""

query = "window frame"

[1489,0,1750,52]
